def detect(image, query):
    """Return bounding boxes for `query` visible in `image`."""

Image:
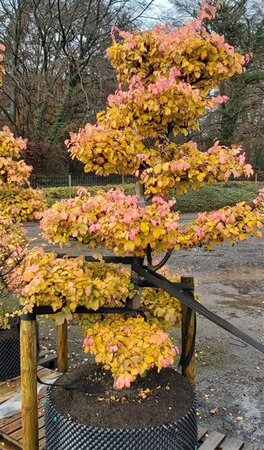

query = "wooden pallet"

[0,348,57,408]
[0,390,46,449]
[0,380,258,450]
[0,366,60,406]
[0,367,61,450]
[198,427,256,449]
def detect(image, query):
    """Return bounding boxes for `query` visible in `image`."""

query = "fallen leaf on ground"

[210,406,220,415]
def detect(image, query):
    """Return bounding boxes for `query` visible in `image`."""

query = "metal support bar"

[131,276,195,290]
[133,264,264,354]
[128,257,144,309]
[26,305,147,316]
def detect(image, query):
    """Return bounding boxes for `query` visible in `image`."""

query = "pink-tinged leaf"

[244,164,253,177]
[129,229,137,241]
[84,337,93,346]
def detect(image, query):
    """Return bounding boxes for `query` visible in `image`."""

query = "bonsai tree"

[14,1,263,390]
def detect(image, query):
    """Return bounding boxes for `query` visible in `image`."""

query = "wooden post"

[180,276,196,385]
[68,174,72,198]
[57,321,68,373]
[20,315,38,450]
[255,172,258,188]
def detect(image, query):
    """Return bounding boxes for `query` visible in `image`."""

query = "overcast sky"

[153,0,172,12]
[141,0,174,26]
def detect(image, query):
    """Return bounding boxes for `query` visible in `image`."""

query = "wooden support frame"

[181,276,197,385]
[20,314,38,450]
[57,321,68,373]
[19,270,197,449]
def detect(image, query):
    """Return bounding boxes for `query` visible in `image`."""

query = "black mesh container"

[0,327,20,381]
[45,388,197,450]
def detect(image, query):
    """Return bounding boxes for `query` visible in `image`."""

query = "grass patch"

[43,182,263,213]
[0,291,20,313]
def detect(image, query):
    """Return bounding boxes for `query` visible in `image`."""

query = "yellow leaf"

[197,173,205,182]
[153,227,164,239]
[140,223,149,233]
[145,355,154,364]
[124,241,135,252]
[92,252,103,261]
[154,163,162,174]
[134,235,142,246]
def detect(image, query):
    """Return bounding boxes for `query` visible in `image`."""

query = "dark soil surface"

[50,365,194,429]
[24,220,264,448]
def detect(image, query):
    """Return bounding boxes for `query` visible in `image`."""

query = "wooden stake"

[20,317,38,450]
[181,277,196,385]
[57,321,68,373]
[68,174,72,198]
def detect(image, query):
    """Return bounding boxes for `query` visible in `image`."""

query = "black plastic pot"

[0,319,41,382]
[0,320,20,381]
[45,381,197,450]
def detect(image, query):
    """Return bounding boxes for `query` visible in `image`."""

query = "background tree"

[0,45,29,325]
[167,0,264,170]
[0,0,155,174]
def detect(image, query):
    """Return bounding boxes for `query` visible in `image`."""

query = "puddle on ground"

[198,265,264,283]
[196,265,264,311]
[220,294,264,309]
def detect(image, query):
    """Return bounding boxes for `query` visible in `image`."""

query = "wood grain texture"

[0,436,20,449]
[220,436,244,449]
[0,368,62,450]
[181,276,196,385]
[20,319,38,450]
[199,431,225,449]
[57,321,68,373]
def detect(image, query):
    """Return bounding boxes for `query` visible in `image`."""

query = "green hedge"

[44,181,263,212]
[173,182,263,213]
[44,185,135,206]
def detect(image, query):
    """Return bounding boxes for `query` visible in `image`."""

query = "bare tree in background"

[168,0,264,170]
[0,0,154,173]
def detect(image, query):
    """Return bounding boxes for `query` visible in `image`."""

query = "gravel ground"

[169,237,264,449]
[24,221,264,448]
